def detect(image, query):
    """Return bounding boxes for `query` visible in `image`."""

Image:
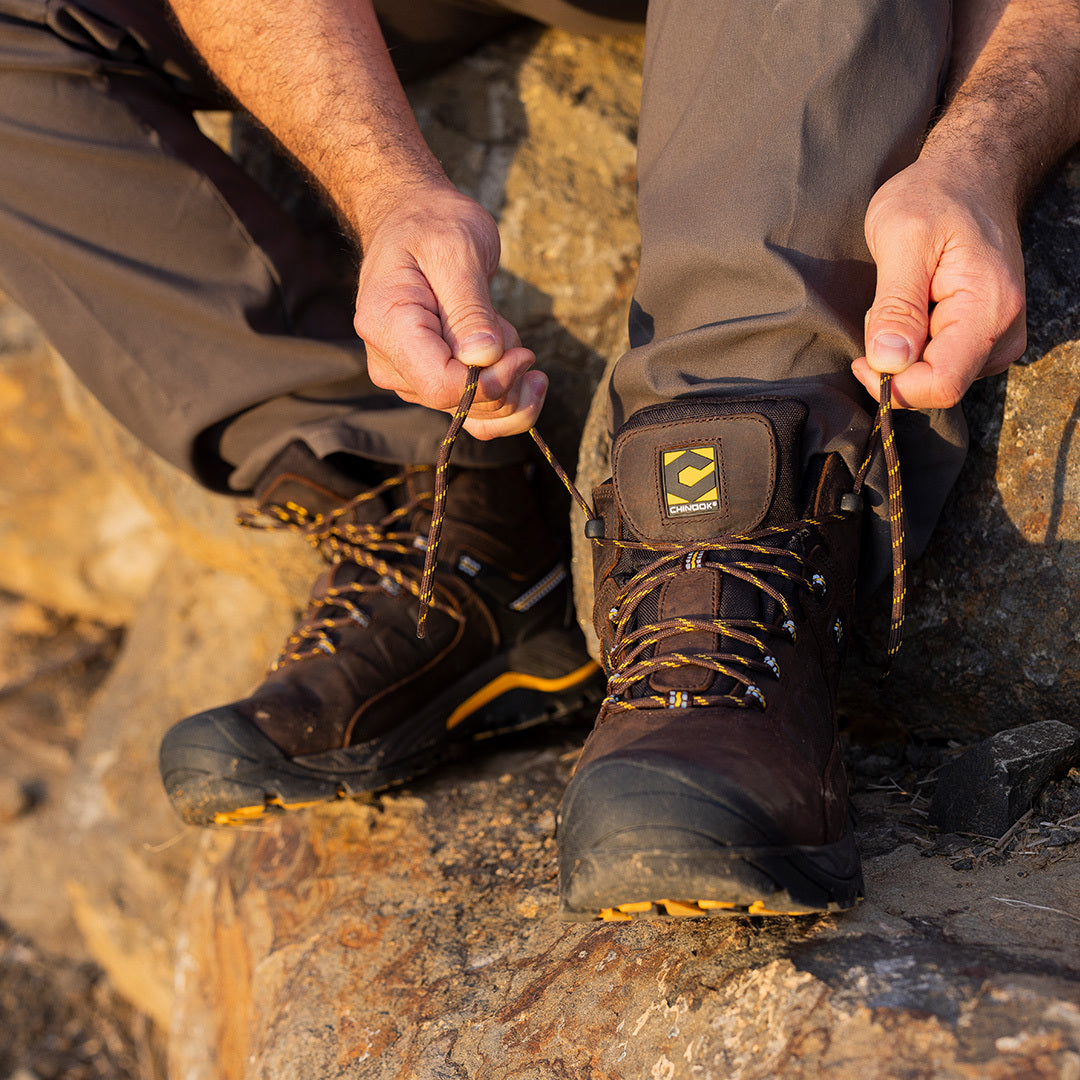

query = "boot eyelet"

[763,655,781,679]
[833,615,844,646]
[744,684,766,709]
[379,574,403,596]
[608,607,619,622]
[810,573,827,598]
[782,619,797,643]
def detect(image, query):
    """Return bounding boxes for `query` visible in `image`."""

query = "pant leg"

[0,1,527,493]
[614,0,966,590]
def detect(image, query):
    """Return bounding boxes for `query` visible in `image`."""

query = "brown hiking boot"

[558,399,865,920]
[159,444,601,826]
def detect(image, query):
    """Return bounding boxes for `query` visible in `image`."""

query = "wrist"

[346,168,455,242]
[911,132,1024,220]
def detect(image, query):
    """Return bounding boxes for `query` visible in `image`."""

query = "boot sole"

[160,630,602,826]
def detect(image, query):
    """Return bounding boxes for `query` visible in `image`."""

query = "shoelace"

[418,368,907,690]
[239,467,460,666]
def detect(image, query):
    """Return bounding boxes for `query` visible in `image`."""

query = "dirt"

[0,925,166,1080]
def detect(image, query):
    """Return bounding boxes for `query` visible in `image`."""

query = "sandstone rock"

[0,775,27,823]
[0,305,169,625]
[52,553,306,1030]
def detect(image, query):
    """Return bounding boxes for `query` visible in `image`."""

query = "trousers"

[0,0,965,588]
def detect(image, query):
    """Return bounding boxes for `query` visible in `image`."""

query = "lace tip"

[416,608,428,640]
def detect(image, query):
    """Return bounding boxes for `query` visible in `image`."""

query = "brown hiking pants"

[0,0,964,588]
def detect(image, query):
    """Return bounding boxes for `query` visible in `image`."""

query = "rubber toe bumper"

[558,754,863,920]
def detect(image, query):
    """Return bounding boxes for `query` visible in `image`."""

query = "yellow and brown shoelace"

[417,368,907,690]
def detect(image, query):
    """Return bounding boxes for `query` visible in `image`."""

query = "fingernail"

[872,333,911,368]
[458,332,499,360]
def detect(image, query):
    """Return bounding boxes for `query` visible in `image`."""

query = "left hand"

[852,155,1028,408]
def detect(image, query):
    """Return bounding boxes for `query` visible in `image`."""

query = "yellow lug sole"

[598,898,813,920]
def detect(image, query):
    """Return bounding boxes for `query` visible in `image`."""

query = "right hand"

[852,155,1027,410]
[353,183,547,439]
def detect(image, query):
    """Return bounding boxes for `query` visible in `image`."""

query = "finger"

[863,237,933,375]
[464,370,548,440]
[356,275,458,401]
[431,253,507,369]
[886,285,1024,409]
[473,345,535,405]
[850,355,882,402]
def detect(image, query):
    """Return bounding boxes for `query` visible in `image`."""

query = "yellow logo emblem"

[662,447,720,515]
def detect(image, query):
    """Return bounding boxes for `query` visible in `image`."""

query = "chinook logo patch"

[661,446,720,516]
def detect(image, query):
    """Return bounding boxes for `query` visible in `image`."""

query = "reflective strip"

[508,563,567,612]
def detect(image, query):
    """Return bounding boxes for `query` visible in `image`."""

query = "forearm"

[929,0,1080,210]
[167,0,449,240]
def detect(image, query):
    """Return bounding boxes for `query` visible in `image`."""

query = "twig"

[994,809,1034,854]
[142,830,188,854]
[991,896,1080,925]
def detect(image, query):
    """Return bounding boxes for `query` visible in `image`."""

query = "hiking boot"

[558,398,865,920]
[159,444,602,826]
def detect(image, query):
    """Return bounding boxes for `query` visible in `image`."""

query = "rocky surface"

[1,20,1080,1080]
[170,740,1080,1080]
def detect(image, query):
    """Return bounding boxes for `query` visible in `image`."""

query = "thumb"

[438,269,506,369]
[864,255,932,375]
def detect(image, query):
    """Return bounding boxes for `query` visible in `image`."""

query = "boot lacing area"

[420,369,907,693]
[238,467,461,670]
[593,529,841,712]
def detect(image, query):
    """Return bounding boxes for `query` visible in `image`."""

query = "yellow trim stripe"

[445,660,600,731]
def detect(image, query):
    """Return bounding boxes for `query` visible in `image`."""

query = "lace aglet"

[416,604,429,639]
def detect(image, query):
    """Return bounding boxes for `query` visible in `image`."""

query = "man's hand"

[166,0,542,439]
[852,157,1027,408]
[853,0,1080,409]
[354,183,546,439]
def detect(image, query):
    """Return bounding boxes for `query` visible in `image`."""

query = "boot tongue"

[607,399,808,699]
[610,398,807,542]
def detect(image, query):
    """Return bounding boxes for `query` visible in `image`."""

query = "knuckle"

[933,375,966,410]
[872,299,924,327]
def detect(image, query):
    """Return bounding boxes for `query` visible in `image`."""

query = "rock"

[928,720,1080,836]
[0,776,28,822]
[169,742,1080,1080]
[0,310,170,625]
